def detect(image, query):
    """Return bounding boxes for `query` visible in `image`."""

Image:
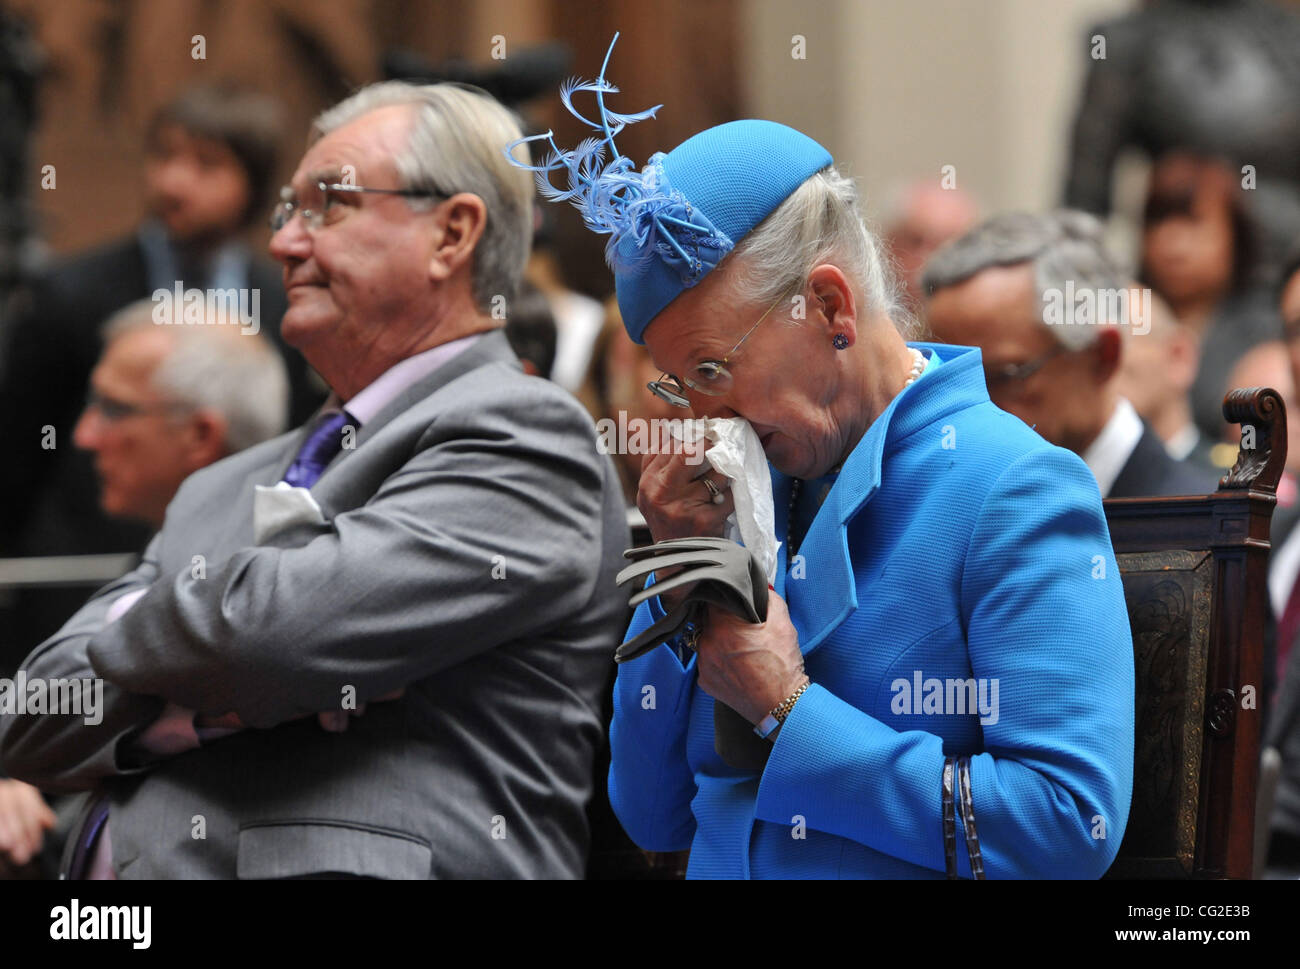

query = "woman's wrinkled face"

[641,267,849,480]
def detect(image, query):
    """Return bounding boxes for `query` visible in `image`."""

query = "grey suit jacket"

[0,330,630,878]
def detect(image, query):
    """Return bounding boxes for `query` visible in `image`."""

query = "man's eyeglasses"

[648,281,802,408]
[269,180,443,232]
[984,345,1069,388]
[84,390,192,423]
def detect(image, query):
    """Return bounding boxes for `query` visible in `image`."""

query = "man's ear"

[1093,327,1122,383]
[183,410,229,471]
[807,263,858,348]
[428,193,488,285]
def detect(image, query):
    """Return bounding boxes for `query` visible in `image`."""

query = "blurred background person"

[0,8,39,327]
[1220,338,1300,547]
[0,84,321,674]
[0,298,288,881]
[1138,152,1276,445]
[1114,290,1218,472]
[882,178,978,319]
[76,300,290,530]
[527,213,606,392]
[1267,251,1300,674]
[1220,341,1298,470]
[578,299,684,510]
[1268,242,1300,876]
[924,210,1218,499]
[1064,0,1300,276]
[503,279,559,379]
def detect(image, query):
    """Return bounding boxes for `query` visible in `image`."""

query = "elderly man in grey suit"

[0,82,630,878]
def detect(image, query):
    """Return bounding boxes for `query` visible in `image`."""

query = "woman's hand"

[637,440,734,543]
[637,440,735,612]
[694,592,807,725]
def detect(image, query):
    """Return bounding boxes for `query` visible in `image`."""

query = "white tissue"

[668,417,778,583]
[253,482,327,544]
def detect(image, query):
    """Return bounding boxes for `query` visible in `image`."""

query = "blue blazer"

[609,343,1135,878]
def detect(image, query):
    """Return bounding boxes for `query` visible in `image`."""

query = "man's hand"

[0,779,55,869]
[638,439,734,542]
[693,592,807,725]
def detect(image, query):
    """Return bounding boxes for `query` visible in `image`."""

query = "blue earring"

[833,333,849,350]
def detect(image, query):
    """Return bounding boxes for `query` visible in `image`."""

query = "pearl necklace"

[786,348,928,558]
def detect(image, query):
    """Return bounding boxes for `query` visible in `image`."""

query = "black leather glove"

[614,536,776,769]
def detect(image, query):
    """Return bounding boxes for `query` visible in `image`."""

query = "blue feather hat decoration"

[506,33,833,344]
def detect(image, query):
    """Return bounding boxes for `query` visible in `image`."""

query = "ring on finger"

[702,477,725,504]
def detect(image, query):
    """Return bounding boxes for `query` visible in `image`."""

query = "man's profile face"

[269,105,440,368]
[73,329,201,527]
[144,124,251,245]
[926,263,1102,454]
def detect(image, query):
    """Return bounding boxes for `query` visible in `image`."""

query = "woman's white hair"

[310,82,535,310]
[724,166,916,338]
[102,301,289,453]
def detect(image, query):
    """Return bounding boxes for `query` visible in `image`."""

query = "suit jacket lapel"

[778,425,885,659]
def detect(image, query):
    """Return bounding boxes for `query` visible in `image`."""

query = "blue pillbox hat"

[505,34,833,344]
[614,120,832,344]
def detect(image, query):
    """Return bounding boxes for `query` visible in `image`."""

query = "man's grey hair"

[920,210,1129,351]
[310,82,534,311]
[724,166,916,338]
[102,300,289,452]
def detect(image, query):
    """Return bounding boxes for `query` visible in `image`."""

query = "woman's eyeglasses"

[648,281,802,408]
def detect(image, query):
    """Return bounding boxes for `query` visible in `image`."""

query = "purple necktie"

[282,410,355,488]
[67,792,111,878]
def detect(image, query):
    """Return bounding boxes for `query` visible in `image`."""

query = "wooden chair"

[1103,387,1285,878]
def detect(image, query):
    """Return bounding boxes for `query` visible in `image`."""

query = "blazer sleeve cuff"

[754,683,947,866]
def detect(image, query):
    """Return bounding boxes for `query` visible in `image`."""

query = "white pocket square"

[253,482,327,544]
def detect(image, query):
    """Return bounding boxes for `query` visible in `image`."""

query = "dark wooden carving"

[1104,387,1284,879]
[1220,387,1286,494]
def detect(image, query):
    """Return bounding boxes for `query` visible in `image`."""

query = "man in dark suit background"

[0,83,325,671]
[922,210,1218,499]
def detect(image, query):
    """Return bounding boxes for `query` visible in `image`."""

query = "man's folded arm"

[0,540,167,792]
[87,393,611,728]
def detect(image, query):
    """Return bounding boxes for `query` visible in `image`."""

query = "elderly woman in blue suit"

[516,41,1134,879]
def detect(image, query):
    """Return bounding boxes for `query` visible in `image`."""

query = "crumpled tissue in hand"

[667,417,778,584]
